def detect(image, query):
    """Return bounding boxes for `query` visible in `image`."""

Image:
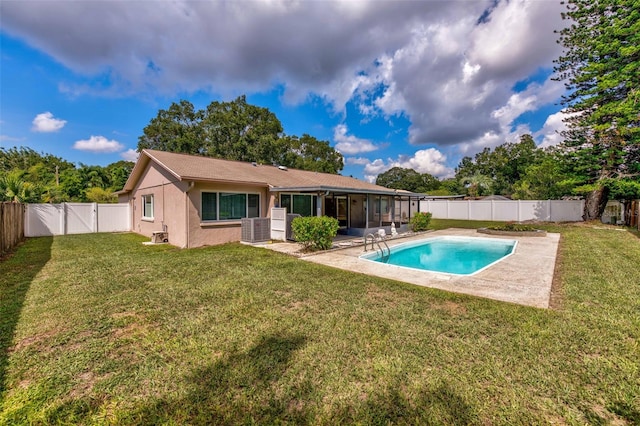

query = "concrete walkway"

[262,228,560,309]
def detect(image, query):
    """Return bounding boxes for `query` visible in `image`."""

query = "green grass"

[1,221,639,425]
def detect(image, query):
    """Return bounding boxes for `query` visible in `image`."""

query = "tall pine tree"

[554,0,640,219]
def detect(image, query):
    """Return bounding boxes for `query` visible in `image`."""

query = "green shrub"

[409,212,432,232]
[488,222,537,232]
[291,216,340,251]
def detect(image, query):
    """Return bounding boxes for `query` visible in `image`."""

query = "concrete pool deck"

[265,228,560,308]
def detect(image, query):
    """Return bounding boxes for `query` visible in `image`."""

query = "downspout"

[162,181,166,232]
[185,181,195,248]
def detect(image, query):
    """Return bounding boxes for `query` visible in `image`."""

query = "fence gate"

[25,203,130,237]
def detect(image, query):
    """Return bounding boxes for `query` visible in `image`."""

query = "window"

[201,192,260,221]
[279,194,317,216]
[142,194,154,220]
[202,192,217,221]
[247,193,259,218]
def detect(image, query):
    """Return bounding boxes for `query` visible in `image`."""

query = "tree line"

[376,134,640,204]
[0,147,133,203]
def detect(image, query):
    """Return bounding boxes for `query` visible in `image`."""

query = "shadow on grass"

[331,380,476,425]
[0,237,53,394]
[37,328,478,424]
[123,333,476,425]
[127,333,311,425]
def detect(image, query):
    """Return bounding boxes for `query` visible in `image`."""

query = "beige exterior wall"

[186,181,272,248]
[119,162,190,247]
[120,165,275,248]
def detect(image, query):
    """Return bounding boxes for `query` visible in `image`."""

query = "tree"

[554,0,640,219]
[0,171,39,203]
[512,156,577,200]
[278,134,344,174]
[460,173,492,198]
[375,167,441,193]
[0,147,74,175]
[0,147,133,202]
[439,178,463,195]
[138,100,206,154]
[202,95,284,162]
[85,187,117,203]
[105,161,135,192]
[58,168,85,201]
[376,167,422,191]
[455,135,543,196]
[138,96,344,174]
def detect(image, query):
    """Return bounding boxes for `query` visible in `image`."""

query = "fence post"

[93,202,99,233]
[61,203,67,235]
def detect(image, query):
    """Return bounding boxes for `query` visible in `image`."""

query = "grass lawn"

[1,220,639,424]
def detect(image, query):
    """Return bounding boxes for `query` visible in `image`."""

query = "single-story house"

[118,149,424,247]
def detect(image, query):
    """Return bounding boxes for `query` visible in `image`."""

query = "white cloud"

[333,124,379,155]
[536,110,571,148]
[31,112,66,132]
[492,78,564,129]
[363,148,455,182]
[453,74,564,159]
[73,135,124,153]
[345,157,371,166]
[120,148,139,161]
[4,0,568,159]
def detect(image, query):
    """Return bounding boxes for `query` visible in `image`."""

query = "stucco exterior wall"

[186,181,272,248]
[120,162,189,247]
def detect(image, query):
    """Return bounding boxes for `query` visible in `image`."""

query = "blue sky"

[1,0,569,182]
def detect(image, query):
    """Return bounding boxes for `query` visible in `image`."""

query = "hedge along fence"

[1,202,25,256]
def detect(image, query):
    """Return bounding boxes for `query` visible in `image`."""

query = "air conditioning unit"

[241,218,271,243]
[151,231,168,244]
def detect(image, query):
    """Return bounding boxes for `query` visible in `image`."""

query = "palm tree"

[0,172,38,203]
[460,173,492,198]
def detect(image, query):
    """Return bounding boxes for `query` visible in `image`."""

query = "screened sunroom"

[272,187,424,237]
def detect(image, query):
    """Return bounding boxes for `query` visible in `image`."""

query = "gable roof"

[121,149,400,195]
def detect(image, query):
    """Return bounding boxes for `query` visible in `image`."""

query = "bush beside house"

[291,216,340,251]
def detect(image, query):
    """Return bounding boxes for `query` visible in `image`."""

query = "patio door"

[325,196,348,227]
[349,195,366,228]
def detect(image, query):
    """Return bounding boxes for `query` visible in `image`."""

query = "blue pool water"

[360,236,517,276]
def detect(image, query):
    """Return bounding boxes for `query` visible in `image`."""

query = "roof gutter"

[269,185,414,196]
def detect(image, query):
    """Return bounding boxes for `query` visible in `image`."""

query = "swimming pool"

[360,236,517,276]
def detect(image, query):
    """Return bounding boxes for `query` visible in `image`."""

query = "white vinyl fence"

[25,203,131,237]
[419,199,584,222]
